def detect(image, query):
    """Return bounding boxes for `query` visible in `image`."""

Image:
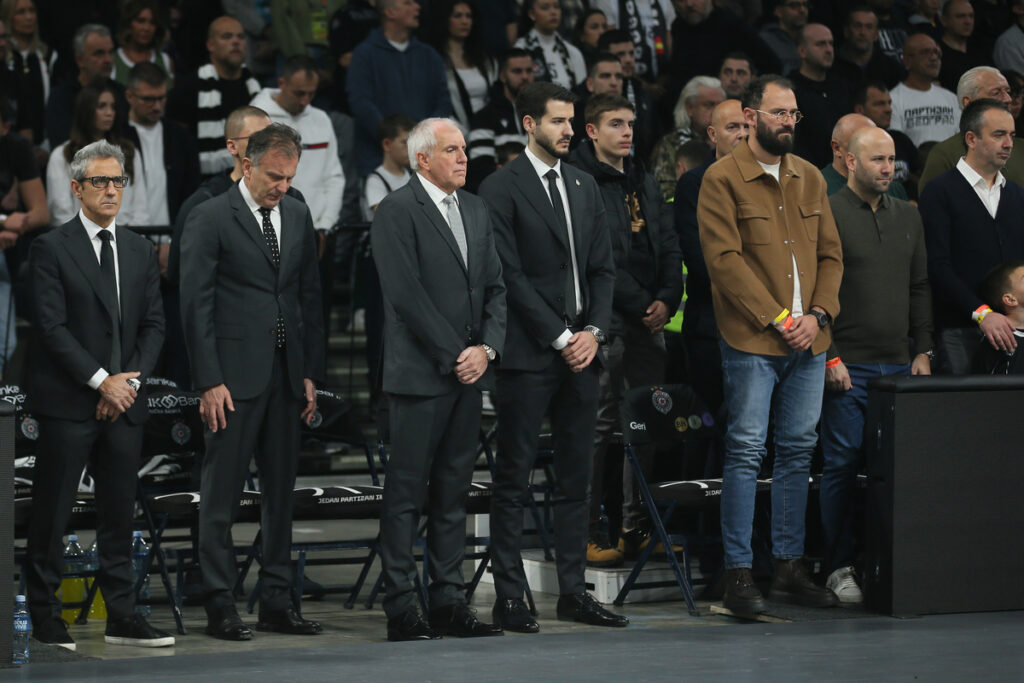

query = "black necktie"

[98,230,121,373]
[544,169,578,319]
[259,208,286,348]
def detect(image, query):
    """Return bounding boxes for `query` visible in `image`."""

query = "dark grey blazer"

[371,173,506,396]
[179,182,325,400]
[478,152,615,372]
[27,215,165,424]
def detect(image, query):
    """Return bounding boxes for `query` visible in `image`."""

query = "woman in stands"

[1,0,55,144]
[572,8,608,67]
[113,0,175,89]
[514,0,586,89]
[425,0,498,131]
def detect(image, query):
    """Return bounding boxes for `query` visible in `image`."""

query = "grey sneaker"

[826,566,863,604]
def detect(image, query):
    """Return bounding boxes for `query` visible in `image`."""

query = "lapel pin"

[575,178,580,186]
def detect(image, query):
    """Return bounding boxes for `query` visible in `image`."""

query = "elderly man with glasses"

[697,75,843,616]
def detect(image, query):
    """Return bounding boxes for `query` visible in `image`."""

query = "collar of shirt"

[417,171,457,217]
[525,145,562,182]
[836,184,892,212]
[79,209,117,242]
[238,177,279,221]
[956,156,1006,192]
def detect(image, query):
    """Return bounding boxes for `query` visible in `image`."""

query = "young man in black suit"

[25,140,170,650]
[180,123,325,641]
[479,81,626,632]
[371,117,507,642]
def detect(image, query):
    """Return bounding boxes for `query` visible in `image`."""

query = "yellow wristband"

[773,308,791,325]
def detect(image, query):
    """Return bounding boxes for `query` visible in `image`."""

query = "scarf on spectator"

[617,0,669,79]
[521,28,577,87]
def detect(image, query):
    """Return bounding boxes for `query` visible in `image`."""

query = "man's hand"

[300,378,317,425]
[825,360,852,391]
[911,353,932,376]
[642,300,670,333]
[780,315,819,351]
[2,211,29,233]
[561,330,598,371]
[98,372,141,413]
[95,396,122,421]
[200,383,234,432]
[979,311,1018,352]
[455,346,488,384]
[0,230,17,250]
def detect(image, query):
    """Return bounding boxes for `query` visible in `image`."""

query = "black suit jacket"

[27,216,165,424]
[371,174,506,396]
[179,182,325,400]
[125,118,201,224]
[479,153,615,372]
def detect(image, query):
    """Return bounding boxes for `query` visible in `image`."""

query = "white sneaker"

[826,566,863,604]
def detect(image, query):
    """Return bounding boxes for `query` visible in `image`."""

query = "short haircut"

[981,260,1024,313]
[719,52,754,73]
[500,47,533,71]
[406,117,460,169]
[280,55,318,81]
[70,140,126,181]
[676,139,709,169]
[585,93,634,126]
[378,113,417,143]
[741,74,794,111]
[598,29,633,52]
[496,141,524,166]
[224,105,269,139]
[844,5,877,28]
[127,61,167,90]
[377,0,401,19]
[960,97,1011,147]
[246,122,302,168]
[853,79,889,108]
[957,66,1004,103]
[73,23,111,58]
[588,53,621,79]
[516,82,577,124]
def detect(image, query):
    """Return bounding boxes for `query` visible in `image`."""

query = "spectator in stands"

[718,53,755,99]
[649,75,724,201]
[113,0,175,89]
[571,8,607,66]
[570,53,623,148]
[599,29,659,160]
[569,93,681,569]
[994,0,1024,77]
[790,23,854,168]
[697,75,842,616]
[362,114,414,220]
[1007,70,1024,136]
[919,99,1024,374]
[252,56,345,233]
[272,0,343,64]
[908,0,942,41]
[558,0,589,38]
[676,139,709,177]
[821,125,932,604]
[35,1,118,83]
[514,0,587,89]
[760,0,809,77]
[167,16,261,177]
[975,260,1024,374]
[936,0,985,93]
[2,0,55,145]
[833,7,903,90]
[918,67,1022,193]
[348,0,451,178]
[867,0,909,63]
[852,80,922,198]
[889,33,959,148]
[328,0,380,112]
[591,0,675,83]
[25,139,170,652]
[822,113,908,199]
[46,24,129,150]
[425,0,499,132]
[47,84,146,227]
[467,48,533,191]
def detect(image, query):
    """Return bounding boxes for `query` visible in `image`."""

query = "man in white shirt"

[889,34,960,147]
[994,0,1024,76]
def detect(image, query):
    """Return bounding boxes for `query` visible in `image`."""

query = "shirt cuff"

[551,329,573,350]
[88,368,109,391]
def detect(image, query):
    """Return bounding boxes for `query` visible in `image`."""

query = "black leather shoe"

[33,616,76,651]
[256,606,322,634]
[105,614,176,647]
[769,558,838,608]
[556,592,629,627]
[387,609,441,642]
[723,568,767,616]
[205,605,253,641]
[492,598,539,633]
[429,603,503,637]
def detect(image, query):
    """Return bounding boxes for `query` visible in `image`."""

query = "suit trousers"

[199,350,300,613]
[380,384,482,618]
[25,415,143,622]
[491,356,600,599]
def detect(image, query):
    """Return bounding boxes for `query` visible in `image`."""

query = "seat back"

[620,384,717,447]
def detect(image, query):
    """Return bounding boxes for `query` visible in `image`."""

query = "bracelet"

[773,308,791,325]
[825,357,842,369]
[973,305,993,323]
[774,315,794,332]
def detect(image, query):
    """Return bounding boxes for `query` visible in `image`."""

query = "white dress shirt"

[81,210,122,390]
[417,171,458,227]
[956,156,1005,219]
[524,146,583,349]
[238,177,281,245]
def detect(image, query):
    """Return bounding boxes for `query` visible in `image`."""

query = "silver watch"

[126,378,141,391]
[481,344,496,362]
[584,325,607,345]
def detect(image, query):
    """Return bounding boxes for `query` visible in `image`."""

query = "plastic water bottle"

[60,534,86,623]
[87,539,107,620]
[13,595,30,664]
[131,531,151,616]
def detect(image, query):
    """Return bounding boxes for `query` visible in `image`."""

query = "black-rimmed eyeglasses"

[81,176,129,189]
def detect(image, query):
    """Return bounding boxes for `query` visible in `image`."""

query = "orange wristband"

[825,357,842,369]
[973,305,993,323]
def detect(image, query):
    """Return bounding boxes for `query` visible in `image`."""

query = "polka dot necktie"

[259,207,286,348]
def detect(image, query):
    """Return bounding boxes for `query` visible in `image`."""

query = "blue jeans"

[819,362,909,572]
[720,341,824,569]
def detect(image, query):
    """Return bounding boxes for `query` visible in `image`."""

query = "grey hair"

[674,76,724,131]
[246,122,302,168]
[957,66,1004,105]
[72,24,111,58]
[407,118,462,170]
[69,140,125,181]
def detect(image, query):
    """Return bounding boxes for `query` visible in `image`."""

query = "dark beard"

[536,128,570,159]
[755,116,794,156]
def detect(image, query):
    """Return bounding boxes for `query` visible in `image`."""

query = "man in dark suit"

[24,140,170,650]
[371,117,507,642]
[478,81,625,632]
[180,123,325,641]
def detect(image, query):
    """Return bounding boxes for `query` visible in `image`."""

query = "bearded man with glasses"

[697,75,843,616]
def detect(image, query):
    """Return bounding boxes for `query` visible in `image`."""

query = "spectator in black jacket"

[599,29,660,161]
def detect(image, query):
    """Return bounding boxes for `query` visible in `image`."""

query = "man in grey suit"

[372,117,507,642]
[478,81,626,632]
[180,123,325,641]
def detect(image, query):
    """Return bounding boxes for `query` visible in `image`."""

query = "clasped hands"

[95,372,141,421]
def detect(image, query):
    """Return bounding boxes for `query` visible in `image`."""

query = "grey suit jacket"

[371,173,506,397]
[179,181,325,400]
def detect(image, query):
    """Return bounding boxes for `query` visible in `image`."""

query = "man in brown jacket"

[697,75,843,616]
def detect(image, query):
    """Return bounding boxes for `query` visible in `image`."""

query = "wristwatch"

[584,325,607,345]
[126,378,141,391]
[481,344,497,362]
[809,310,831,329]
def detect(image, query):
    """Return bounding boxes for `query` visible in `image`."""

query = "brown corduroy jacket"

[697,140,843,356]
